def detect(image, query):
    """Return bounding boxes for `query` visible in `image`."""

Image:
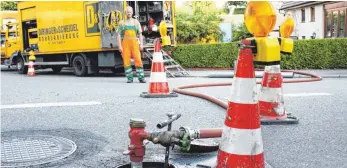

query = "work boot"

[136,66,146,83]
[125,66,134,83]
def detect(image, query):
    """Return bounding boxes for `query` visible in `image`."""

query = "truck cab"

[1,22,20,66]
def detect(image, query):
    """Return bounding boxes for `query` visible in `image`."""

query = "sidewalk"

[185,69,347,78]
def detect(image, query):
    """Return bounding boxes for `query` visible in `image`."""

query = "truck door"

[99,1,124,48]
[20,7,37,51]
[5,31,19,58]
[5,23,20,59]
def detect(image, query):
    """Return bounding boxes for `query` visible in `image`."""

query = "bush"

[171,38,347,69]
[232,23,253,42]
[233,8,245,15]
[172,43,239,68]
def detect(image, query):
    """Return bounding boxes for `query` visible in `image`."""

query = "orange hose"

[173,70,322,110]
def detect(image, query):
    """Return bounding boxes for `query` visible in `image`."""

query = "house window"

[302,36,305,39]
[325,12,332,37]
[311,7,315,22]
[340,10,345,37]
[332,11,338,37]
[325,3,347,38]
[301,9,305,22]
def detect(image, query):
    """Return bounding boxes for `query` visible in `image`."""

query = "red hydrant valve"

[123,118,149,163]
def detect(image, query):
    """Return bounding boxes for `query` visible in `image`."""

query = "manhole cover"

[1,135,77,167]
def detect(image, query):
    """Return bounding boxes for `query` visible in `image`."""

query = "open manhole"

[189,139,219,153]
[1,135,77,167]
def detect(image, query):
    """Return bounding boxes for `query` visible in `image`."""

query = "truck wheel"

[72,55,87,77]
[17,56,28,74]
[52,67,63,73]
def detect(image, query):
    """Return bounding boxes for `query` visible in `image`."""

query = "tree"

[232,23,253,42]
[224,1,247,14]
[176,2,224,44]
[1,1,17,10]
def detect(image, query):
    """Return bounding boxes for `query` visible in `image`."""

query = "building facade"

[280,1,347,39]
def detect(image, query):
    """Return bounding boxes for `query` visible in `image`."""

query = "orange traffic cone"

[140,39,177,98]
[216,40,264,168]
[259,65,299,124]
[27,61,36,76]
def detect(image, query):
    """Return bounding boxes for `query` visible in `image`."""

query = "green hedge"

[171,38,347,69]
[233,8,245,15]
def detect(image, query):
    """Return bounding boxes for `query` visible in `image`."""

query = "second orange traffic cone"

[27,61,36,76]
[259,65,299,124]
[140,39,177,98]
[27,50,36,77]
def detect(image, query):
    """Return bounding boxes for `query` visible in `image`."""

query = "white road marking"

[221,93,332,101]
[0,101,102,109]
[284,93,333,97]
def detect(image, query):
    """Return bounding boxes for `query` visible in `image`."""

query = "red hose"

[199,128,223,138]
[173,70,322,138]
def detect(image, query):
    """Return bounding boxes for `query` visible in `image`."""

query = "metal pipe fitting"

[148,130,185,147]
[156,113,181,129]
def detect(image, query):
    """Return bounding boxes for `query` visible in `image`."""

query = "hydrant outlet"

[130,118,146,128]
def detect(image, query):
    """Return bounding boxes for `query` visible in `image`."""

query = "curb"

[295,74,347,78]
[184,74,347,79]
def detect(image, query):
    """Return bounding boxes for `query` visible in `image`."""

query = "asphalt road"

[1,67,347,168]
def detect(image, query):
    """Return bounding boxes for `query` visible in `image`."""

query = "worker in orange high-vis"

[117,6,146,83]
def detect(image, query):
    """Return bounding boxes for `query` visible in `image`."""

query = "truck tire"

[17,56,28,74]
[72,55,88,77]
[52,67,63,73]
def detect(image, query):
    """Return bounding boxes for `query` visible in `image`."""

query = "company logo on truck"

[38,24,79,44]
[85,2,100,36]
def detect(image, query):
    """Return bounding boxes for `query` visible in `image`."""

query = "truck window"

[1,32,5,45]
[29,31,38,38]
[8,32,16,38]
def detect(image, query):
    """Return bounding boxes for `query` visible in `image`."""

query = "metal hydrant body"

[123,119,149,164]
[128,127,148,162]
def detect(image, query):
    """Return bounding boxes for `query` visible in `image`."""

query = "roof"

[279,1,326,10]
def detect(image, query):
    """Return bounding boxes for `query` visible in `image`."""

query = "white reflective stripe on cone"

[259,87,283,103]
[229,77,257,104]
[152,52,164,62]
[149,72,167,82]
[219,126,263,155]
[28,68,35,72]
[264,65,281,73]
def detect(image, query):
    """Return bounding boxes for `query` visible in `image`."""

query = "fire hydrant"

[123,119,149,168]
